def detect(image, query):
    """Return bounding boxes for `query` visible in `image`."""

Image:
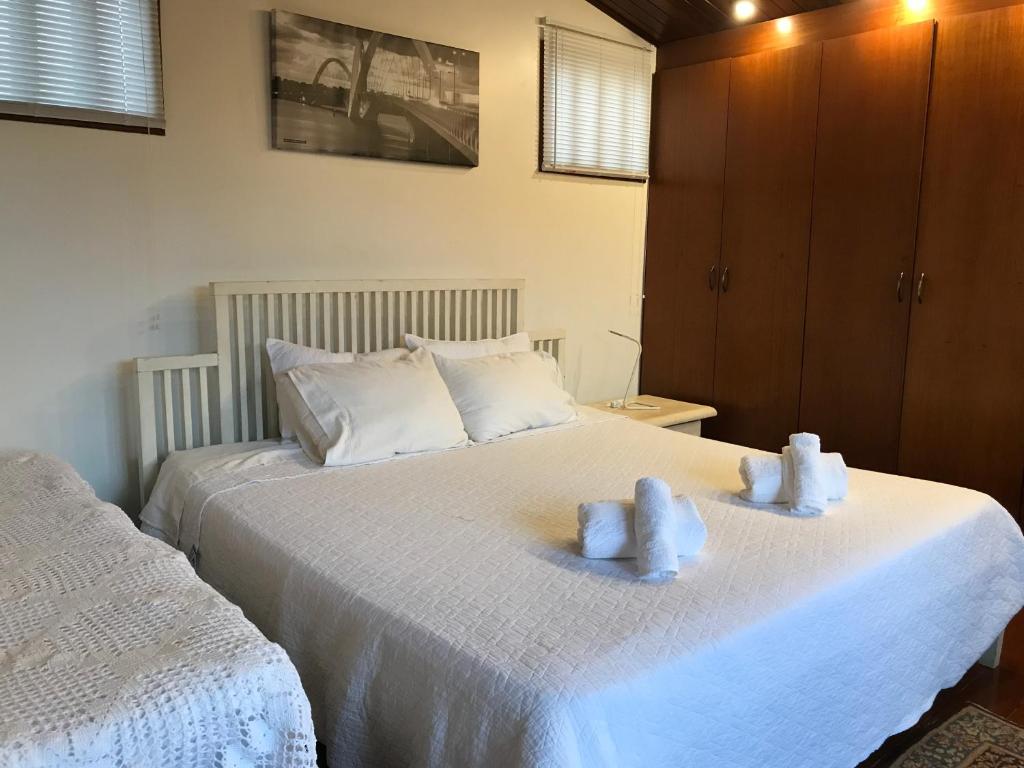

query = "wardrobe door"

[706,43,821,451]
[641,59,730,404]
[899,5,1024,516]
[798,23,934,472]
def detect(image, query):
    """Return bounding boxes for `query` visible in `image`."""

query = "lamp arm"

[608,329,642,409]
[622,341,641,408]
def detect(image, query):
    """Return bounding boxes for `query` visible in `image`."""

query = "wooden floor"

[857,612,1024,766]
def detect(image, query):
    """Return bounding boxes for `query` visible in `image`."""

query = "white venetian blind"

[0,0,164,132]
[541,20,652,181]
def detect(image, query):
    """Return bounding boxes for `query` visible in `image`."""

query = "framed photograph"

[270,10,480,167]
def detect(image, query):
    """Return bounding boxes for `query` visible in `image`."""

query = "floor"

[857,612,1024,767]
[317,614,1024,767]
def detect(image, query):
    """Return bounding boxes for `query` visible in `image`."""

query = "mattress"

[0,451,316,768]
[141,413,1024,768]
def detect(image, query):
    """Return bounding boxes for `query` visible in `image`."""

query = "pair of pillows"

[267,333,577,466]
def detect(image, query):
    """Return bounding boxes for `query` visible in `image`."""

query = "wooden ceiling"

[587,0,847,43]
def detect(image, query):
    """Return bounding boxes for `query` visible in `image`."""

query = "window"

[541,20,652,181]
[0,0,165,133]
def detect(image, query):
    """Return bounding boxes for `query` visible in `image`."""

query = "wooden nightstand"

[586,395,717,436]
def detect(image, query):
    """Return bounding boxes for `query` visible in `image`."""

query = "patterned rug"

[893,705,1024,767]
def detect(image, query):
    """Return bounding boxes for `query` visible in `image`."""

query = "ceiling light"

[906,0,928,11]
[734,0,757,21]
[776,16,793,32]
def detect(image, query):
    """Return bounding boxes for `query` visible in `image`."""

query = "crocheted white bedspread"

[0,451,316,768]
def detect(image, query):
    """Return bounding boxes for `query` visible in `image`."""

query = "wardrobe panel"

[706,43,821,451]
[898,5,1024,516]
[640,59,731,404]
[798,22,934,472]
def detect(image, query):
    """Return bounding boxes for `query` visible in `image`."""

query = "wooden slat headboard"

[134,279,565,502]
[213,279,526,445]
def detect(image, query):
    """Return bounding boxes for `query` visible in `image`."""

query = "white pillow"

[433,350,577,442]
[267,339,409,438]
[286,347,469,466]
[266,338,354,375]
[274,375,303,440]
[404,332,531,359]
[267,339,354,439]
[357,347,410,363]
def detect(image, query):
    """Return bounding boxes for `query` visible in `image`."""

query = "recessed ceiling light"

[906,0,928,11]
[734,0,757,21]
[776,16,793,32]
[733,0,757,20]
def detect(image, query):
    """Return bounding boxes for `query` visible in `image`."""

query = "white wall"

[0,0,648,512]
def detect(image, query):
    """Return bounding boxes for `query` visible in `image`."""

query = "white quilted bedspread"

[0,451,316,768]
[143,415,1024,768]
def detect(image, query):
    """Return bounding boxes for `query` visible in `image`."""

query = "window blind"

[0,0,164,132]
[541,21,652,181]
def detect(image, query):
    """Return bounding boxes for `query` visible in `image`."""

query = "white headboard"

[134,279,565,503]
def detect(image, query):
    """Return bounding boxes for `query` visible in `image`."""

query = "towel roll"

[634,477,679,582]
[738,454,784,503]
[739,451,848,504]
[578,497,707,559]
[788,433,828,517]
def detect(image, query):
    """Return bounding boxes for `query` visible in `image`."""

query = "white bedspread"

[142,416,1024,768]
[0,451,316,768]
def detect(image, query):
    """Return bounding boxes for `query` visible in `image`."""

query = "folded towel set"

[578,477,707,582]
[738,433,848,516]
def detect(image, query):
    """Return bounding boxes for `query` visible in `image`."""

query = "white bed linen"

[142,418,1024,768]
[0,451,316,768]
[142,410,611,549]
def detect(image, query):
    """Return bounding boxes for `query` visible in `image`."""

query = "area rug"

[893,705,1024,767]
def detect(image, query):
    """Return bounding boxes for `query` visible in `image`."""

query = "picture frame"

[271,10,480,168]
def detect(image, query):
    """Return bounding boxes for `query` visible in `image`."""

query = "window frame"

[538,19,652,183]
[0,0,166,136]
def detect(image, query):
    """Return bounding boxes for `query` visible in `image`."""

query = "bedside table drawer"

[667,422,701,437]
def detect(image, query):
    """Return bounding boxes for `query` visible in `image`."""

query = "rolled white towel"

[789,433,828,517]
[634,477,679,582]
[739,454,784,503]
[578,497,707,559]
[780,447,797,504]
[739,450,847,503]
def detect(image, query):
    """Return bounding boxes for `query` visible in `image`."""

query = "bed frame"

[132,279,1006,670]
[134,279,566,504]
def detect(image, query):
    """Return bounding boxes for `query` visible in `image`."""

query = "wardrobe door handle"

[708,265,718,291]
[896,271,905,303]
[720,266,730,293]
[917,272,926,304]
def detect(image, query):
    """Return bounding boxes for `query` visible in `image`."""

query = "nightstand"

[586,395,717,436]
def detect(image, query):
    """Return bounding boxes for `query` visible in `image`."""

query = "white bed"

[0,450,316,768]
[140,410,1024,768]
[134,279,1024,768]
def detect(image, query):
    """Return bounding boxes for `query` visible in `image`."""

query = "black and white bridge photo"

[271,10,480,167]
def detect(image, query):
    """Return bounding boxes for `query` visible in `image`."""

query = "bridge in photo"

[309,37,478,166]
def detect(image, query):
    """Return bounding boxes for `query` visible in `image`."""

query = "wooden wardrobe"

[897,6,1024,515]
[799,22,933,473]
[641,6,1024,517]
[709,43,821,451]
[642,59,730,407]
